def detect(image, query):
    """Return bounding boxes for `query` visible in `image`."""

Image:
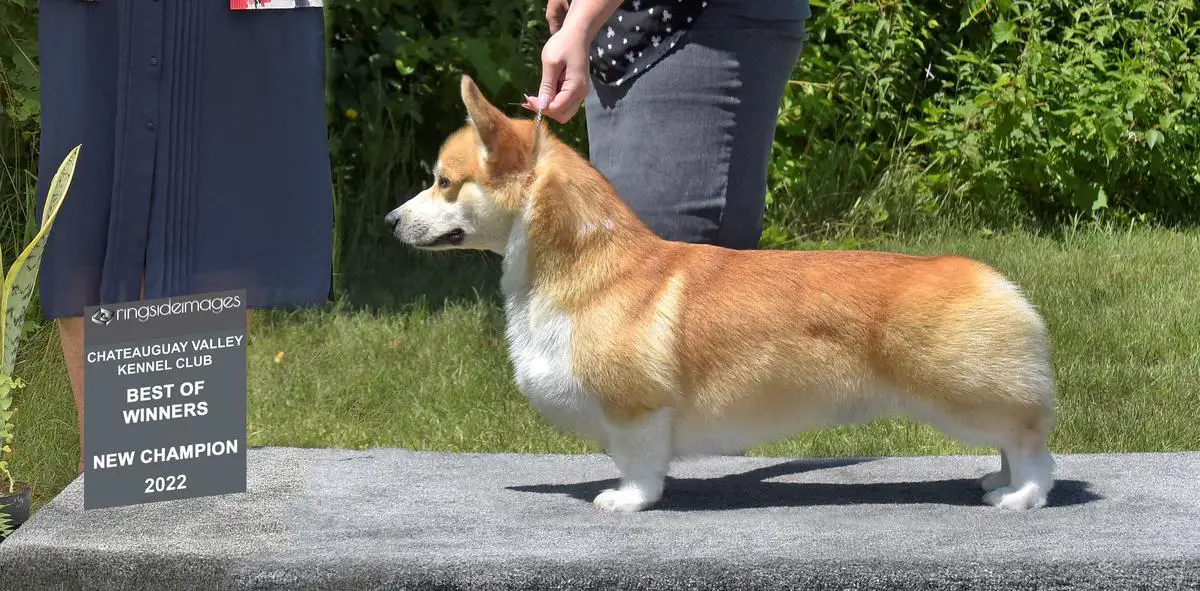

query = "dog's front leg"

[594,408,674,512]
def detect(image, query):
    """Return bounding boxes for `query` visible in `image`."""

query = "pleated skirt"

[34,0,334,319]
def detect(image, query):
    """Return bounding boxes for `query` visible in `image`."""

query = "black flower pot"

[0,483,32,534]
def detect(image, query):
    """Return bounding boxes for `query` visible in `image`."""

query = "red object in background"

[229,0,322,9]
[230,0,274,8]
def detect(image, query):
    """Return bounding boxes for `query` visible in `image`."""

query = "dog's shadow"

[337,238,504,315]
[508,457,1101,511]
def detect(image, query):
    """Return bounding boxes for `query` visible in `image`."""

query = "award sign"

[82,290,247,510]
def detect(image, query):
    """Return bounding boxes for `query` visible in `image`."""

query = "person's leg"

[583,1,808,249]
[52,318,86,474]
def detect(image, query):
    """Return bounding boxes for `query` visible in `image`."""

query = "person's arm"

[557,0,624,41]
[526,0,625,123]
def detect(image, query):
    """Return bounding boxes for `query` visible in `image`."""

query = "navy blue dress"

[34,0,334,319]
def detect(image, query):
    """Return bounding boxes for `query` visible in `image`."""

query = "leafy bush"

[771,0,1200,238]
[3,0,1199,257]
[0,0,40,262]
[767,0,956,239]
[912,0,1200,225]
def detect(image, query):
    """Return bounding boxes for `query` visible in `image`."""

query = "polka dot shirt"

[588,0,708,87]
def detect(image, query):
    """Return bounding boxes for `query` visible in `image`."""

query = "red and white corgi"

[384,75,1057,512]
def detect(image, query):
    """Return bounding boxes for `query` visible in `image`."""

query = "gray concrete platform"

[1,447,1197,590]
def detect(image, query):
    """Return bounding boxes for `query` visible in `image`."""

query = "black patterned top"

[588,0,708,87]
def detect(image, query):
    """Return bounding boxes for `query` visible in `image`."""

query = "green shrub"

[920,0,1200,223]
[0,0,40,263]
[2,0,1199,258]
[767,0,957,239]
[771,0,1200,238]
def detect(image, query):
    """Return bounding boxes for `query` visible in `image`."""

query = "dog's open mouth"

[417,228,465,248]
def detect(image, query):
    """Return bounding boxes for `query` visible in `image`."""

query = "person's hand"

[522,20,591,124]
[546,0,569,34]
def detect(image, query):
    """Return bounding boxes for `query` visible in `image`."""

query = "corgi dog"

[384,75,1057,513]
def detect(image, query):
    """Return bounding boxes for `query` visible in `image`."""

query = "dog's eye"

[437,176,451,189]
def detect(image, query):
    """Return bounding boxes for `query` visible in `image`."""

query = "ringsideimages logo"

[90,307,114,326]
[96,294,244,325]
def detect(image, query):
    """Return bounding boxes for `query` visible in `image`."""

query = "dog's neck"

[500,159,656,306]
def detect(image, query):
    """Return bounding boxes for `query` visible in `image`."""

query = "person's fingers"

[538,48,565,113]
[545,76,587,123]
[535,22,591,123]
[543,54,590,122]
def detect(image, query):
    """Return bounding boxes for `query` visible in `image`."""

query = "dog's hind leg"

[975,365,1057,509]
[905,385,1055,510]
[935,400,1055,510]
[593,407,674,512]
[979,449,1010,492]
[982,428,1056,510]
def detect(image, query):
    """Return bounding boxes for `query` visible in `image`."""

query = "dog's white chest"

[505,291,574,396]
[501,221,608,446]
[503,292,609,446]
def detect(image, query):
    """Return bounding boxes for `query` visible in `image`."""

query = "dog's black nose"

[384,210,400,229]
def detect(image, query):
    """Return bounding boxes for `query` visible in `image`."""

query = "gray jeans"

[584,0,809,250]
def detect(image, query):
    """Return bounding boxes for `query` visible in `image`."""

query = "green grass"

[9,225,1200,512]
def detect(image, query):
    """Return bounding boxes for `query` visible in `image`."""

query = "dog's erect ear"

[460,75,508,157]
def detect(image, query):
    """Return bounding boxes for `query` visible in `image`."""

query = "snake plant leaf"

[1,144,79,376]
[0,511,13,540]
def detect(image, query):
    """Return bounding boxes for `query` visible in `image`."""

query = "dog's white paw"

[979,470,1009,492]
[982,484,1048,510]
[593,488,655,512]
